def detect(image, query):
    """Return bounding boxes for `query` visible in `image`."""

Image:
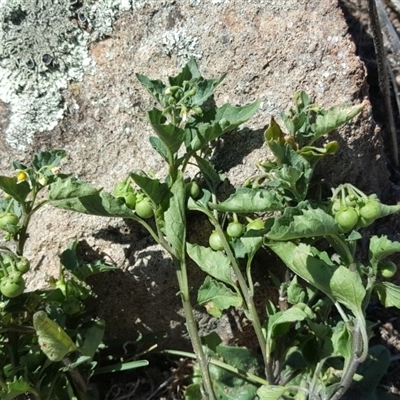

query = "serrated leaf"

[187,243,235,287]
[374,282,400,308]
[369,236,400,268]
[257,385,287,400]
[210,188,284,213]
[33,311,77,362]
[267,205,338,240]
[0,176,31,203]
[164,177,186,258]
[32,149,66,170]
[313,103,364,139]
[197,276,242,317]
[147,108,186,155]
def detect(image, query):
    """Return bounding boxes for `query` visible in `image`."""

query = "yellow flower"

[17,171,28,182]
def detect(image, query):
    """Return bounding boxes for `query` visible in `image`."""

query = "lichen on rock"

[0,0,130,150]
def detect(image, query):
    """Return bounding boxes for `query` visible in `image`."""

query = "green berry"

[209,231,224,251]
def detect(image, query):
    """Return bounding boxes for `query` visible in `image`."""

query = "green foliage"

[0,150,144,399]
[3,60,398,400]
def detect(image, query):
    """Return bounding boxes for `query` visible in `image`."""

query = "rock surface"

[0,0,391,348]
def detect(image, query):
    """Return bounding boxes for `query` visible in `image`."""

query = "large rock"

[0,0,390,348]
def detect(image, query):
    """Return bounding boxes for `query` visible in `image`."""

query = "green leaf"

[3,377,33,400]
[200,101,260,142]
[136,73,167,107]
[266,304,311,348]
[313,103,363,139]
[130,172,170,206]
[0,176,31,203]
[297,141,339,166]
[149,136,170,163]
[168,57,201,86]
[332,321,352,359]
[378,203,400,219]
[94,360,149,375]
[267,242,365,315]
[33,311,77,362]
[257,385,287,400]
[369,236,400,268]
[49,177,99,199]
[329,265,365,314]
[207,345,263,400]
[61,241,116,280]
[79,319,105,361]
[191,73,226,106]
[187,243,235,287]
[239,232,264,260]
[32,149,66,170]
[184,383,202,400]
[267,205,338,240]
[287,275,307,305]
[374,282,400,308]
[147,108,186,155]
[193,155,224,193]
[164,177,186,258]
[210,188,284,213]
[197,276,242,318]
[187,188,213,213]
[264,117,286,163]
[49,178,131,217]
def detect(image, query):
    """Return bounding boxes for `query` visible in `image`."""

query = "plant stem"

[176,258,216,400]
[211,220,273,383]
[328,321,365,400]
[163,349,269,386]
